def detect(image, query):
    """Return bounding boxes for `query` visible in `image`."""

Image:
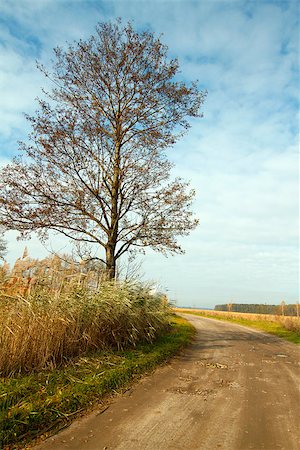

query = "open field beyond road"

[33,314,300,450]
[175,308,300,344]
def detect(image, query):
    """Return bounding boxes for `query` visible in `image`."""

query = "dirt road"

[34,314,300,450]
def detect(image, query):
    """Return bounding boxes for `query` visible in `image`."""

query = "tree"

[0,230,7,261]
[0,20,206,279]
[280,300,285,316]
[227,303,233,312]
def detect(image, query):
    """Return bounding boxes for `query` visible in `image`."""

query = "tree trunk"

[105,139,120,281]
[105,245,116,280]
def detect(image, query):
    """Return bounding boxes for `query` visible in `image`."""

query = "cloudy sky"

[0,0,299,307]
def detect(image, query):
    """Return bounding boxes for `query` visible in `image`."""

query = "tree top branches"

[0,20,206,279]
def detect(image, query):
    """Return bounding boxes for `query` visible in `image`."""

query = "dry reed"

[0,260,170,377]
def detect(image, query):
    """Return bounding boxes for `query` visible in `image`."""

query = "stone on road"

[34,314,300,450]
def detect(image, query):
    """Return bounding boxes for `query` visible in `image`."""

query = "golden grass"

[1,316,195,449]
[0,255,170,376]
[1,283,170,376]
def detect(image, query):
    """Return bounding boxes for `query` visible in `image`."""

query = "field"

[175,308,300,344]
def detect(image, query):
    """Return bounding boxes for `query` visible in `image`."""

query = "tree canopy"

[0,20,206,278]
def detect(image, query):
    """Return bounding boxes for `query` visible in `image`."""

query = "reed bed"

[0,282,170,377]
[0,316,193,449]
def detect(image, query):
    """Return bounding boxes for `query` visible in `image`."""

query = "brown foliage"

[0,20,206,278]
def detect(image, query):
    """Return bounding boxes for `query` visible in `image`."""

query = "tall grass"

[0,255,170,377]
[0,316,194,449]
[277,315,300,333]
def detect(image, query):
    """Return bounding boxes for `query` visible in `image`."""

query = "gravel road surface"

[34,314,300,450]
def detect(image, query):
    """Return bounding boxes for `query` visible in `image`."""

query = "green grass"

[181,310,300,345]
[0,315,195,449]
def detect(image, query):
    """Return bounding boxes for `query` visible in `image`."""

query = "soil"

[33,314,300,450]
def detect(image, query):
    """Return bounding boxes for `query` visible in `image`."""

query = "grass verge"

[0,315,195,449]
[177,309,300,345]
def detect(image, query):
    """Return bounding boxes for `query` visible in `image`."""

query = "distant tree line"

[215,303,299,317]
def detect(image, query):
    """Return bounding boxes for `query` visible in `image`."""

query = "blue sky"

[0,0,299,307]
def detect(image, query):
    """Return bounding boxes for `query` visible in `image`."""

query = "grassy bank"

[176,309,300,345]
[0,315,195,449]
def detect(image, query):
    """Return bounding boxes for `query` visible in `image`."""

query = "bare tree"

[0,20,206,279]
[0,233,6,261]
[227,303,233,312]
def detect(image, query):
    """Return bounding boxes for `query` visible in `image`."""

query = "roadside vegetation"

[0,253,195,448]
[0,317,194,449]
[1,315,194,449]
[176,308,300,344]
[1,278,169,376]
[0,253,172,378]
